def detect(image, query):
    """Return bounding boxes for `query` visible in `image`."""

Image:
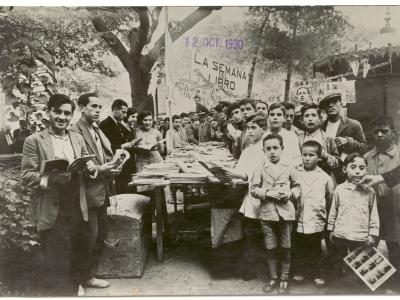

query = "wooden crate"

[96,194,151,278]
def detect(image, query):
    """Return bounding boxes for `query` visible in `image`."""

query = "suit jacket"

[382,165,400,188]
[250,159,301,221]
[99,116,130,154]
[21,129,89,231]
[70,119,114,208]
[321,116,368,155]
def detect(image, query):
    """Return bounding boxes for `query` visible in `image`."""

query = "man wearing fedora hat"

[319,92,368,161]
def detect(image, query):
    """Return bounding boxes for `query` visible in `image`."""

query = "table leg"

[161,187,171,240]
[171,186,178,213]
[155,187,164,262]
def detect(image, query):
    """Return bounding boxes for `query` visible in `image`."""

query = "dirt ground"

[84,239,395,297]
[84,204,396,297]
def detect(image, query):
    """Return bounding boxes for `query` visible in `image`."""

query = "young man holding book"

[71,93,123,291]
[21,94,97,296]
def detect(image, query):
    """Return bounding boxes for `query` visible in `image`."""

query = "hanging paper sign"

[351,60,360,77]
[191,52,248,96]
[363,63,371,78]
[341,78,356,104]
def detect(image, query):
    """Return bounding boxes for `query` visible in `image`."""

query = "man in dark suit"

[21,94,97,296]
[320,92,368,157]
[71,93,120,291]
[194,95,209,114]
[99,99,139,193]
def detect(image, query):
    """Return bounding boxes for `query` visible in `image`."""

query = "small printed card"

[344,246,396,291]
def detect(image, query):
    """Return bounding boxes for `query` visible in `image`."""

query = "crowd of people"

[5,89,400,295]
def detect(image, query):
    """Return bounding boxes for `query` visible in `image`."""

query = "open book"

[40,155,95,174]
[136,138,166,151]
[198,160,236,186]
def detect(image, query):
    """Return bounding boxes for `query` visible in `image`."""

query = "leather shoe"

[313,278,326,288]
[262,279,278,294]
[83,277,110,288]
[293,275,305,284]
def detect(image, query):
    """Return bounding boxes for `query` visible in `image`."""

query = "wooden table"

[128,144,243,262]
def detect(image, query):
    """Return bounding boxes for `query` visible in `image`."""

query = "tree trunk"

[247,15,269,98]
[284,60,293,102]
[284,15,298,102]
[92,7,221,114]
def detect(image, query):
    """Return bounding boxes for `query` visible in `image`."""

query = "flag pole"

[0,88,5,128]
[165,7,172,124]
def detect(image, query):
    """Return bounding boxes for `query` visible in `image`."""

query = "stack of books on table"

[129,174,167,186]
[142,162,181,175]
[168,173,208,184]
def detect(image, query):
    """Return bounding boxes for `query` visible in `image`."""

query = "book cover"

[40,155,95,174]
[110,149,130,170]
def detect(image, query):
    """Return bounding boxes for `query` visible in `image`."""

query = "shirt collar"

[48,127,69,141]
[263,158,290,168]
[341,180,368,192]
[81,117,97,129]
[371,144,396,158]
[296,164,323,172]
[305,129,321,137]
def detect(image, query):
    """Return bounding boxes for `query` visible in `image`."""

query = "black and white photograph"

[344,246,396,291]
[1,3,400,296]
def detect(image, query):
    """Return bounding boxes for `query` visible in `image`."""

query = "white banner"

[191,52,248,96]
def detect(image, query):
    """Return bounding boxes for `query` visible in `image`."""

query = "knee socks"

[266,248,278,280]
[280,247,291,281]
[266,247,292,281]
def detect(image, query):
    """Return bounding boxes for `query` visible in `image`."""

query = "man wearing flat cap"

[319,92,368,160]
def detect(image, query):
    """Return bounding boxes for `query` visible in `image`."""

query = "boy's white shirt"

[295,164,335,234]
[235,140,264,219]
